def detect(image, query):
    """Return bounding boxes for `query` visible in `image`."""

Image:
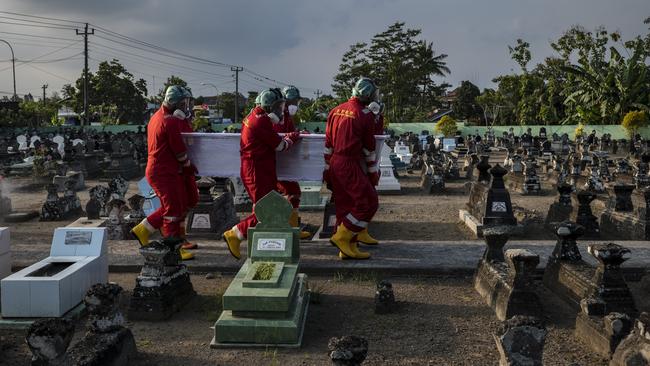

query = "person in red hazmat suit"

[177,87,200,252]
[130,85,196,260]
[272,86,311,239]
[323,77,381,260]
[222,88,302,259]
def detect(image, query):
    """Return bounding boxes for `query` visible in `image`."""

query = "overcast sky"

[0,0,648,100]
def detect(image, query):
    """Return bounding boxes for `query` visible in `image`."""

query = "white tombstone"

[16,135,28,151]
[29,135,41,148]
[0,228,10,280]
[72,138,84,147]
[137,177,161,217]
[394,142,412,163]
[442,138,457,152]
[376,142,401,193]
[52,135,65,156]
[1,227,108,318]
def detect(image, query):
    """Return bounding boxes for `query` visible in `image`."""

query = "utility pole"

[0,39,16,100]
[42,84,48,105]
[314,89,322,100]
[41,84,48,125]
[230,66,243,124]
[76,23,94,125]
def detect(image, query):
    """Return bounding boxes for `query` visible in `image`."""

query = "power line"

[0,41,81,73]
[90,40,232,79]
[0,31,78,42]
[92,26,234,68]
[27,64,72,82]
[0,20,76,31]
[0,11,85,25]
[0,15,79,29]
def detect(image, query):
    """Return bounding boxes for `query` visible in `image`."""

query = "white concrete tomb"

[1,227,108,318]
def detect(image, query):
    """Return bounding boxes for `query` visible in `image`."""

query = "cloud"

[0,0,648,100]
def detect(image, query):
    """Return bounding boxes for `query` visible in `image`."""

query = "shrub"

[574,123,585,139]
[622,110,648,138]
[435,115,457,137]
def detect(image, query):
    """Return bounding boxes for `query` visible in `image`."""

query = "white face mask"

[368,102,381,115]
[288,104,299,116]
[268,112,281,124]
[173,109,187,119]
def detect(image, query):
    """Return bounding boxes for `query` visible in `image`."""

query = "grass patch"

[253,262,276,280]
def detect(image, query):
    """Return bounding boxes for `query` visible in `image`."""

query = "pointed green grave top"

[253,190,292,230]
[247,191,300,263]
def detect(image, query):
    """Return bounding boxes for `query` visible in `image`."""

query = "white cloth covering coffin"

[182,133,387,181]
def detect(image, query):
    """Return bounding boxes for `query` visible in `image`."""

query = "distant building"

[57,107,80,125]
[439,87,459,109]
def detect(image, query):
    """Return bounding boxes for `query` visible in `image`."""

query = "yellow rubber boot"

[179,247,195,260]
[289,209,311,240]
[356,228,379,245]
[179,226,198,249]
[330,224,369,259]
[222,228,242,260]
[130,220,154,247]
[338,241,371,260]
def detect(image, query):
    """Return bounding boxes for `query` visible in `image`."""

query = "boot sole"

[223,234,241,260]
[339,253,370,260]
[357,240,379,246]
[329,239,364,259]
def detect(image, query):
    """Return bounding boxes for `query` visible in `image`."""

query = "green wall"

[283,122,647,140]
[4,122,649,140]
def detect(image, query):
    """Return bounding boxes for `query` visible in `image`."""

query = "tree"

[332,22,450,122]
[452,81,481,121]
[157,75,190,102]
[61,59,148,124]
[622,110,648,137]
[435,115,457,137]
[480,19,650,126]
[243,91,259,116]
[508,39,532,72]
[295,95,338,122]
[218,92,246,121]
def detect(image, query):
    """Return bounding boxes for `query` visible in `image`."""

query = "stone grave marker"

[572,190,600,238]
[212,190,309,347]
[128,237,196,320]
[186,177,239,237]
[473,226,542,321]
[375,142,401,194]
[574,243,637,357]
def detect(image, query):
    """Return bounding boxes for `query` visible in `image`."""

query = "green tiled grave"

[212,191,309,348]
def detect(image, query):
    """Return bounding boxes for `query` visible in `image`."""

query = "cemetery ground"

[4,171,556,247]
[1,164,648,365]
[4,272,650,365]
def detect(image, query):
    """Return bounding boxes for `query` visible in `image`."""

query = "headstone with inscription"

[212,191,309,347]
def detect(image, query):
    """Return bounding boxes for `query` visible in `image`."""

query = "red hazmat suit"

[324,97,379,233]
[236,106,285,237]
[144,106,193,238]
[272,108,301,208]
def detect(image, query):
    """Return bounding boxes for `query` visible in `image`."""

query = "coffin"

[182,133,387,181]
